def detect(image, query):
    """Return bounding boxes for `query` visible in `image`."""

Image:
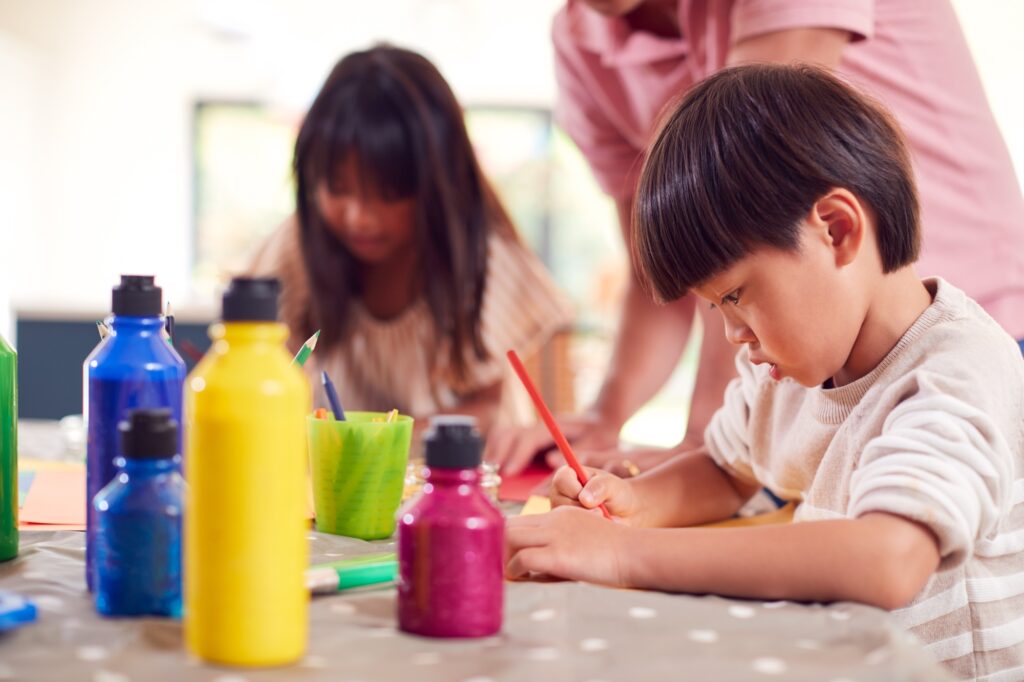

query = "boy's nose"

[724,317,755,346]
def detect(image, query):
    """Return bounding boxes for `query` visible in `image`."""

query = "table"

[1,421,954,681]
[0,530,953,682]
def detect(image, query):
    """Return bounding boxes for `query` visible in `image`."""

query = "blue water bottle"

[84,275,185,592]
[94,409,184,617]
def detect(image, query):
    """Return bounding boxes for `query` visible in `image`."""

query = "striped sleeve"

[849,371,1014,570]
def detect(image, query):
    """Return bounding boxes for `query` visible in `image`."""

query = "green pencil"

[305,554,397,595]
[292,329,321,367]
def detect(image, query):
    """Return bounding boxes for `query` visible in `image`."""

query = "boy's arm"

[507,507,940,610]
[622,512,940,609]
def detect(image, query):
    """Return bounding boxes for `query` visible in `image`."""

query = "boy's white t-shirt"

[705,277,1024,680]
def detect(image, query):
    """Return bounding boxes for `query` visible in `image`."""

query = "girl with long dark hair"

[249,45,571,434]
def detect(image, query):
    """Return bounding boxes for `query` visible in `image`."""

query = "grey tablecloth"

[0,530,953,682]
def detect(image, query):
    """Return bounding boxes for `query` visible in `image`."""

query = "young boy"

[504,64,1024,679]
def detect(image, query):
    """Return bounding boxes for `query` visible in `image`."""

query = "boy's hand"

[551,465,640,522]
[505,506,628,586]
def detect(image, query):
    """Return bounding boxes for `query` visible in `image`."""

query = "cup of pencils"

[307,411,413,540]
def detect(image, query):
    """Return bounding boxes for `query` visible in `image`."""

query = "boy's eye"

[707,291,740,310]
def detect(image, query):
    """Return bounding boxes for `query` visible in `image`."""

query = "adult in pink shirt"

[491,0,1024,475]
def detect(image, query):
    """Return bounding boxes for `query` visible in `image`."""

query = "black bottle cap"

[424,415,483,469]
[222,277,280,322]
[111,275,162,317]
[119,408,178,460]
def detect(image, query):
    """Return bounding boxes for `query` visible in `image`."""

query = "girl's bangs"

[308,84,418,201]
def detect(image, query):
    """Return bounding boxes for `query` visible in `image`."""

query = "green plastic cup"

[307,412,413,540]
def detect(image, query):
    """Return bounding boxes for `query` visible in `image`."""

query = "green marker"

[305,554,397,595]
[292,330,321,367]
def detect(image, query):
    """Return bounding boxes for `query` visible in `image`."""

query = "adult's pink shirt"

[554,0,1024,337]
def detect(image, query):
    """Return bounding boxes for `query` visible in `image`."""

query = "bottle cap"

[423,415,483,469]
[222,277,280,322]
[119,408,178,460]
[111,275,162,317]
[0,591,37,632]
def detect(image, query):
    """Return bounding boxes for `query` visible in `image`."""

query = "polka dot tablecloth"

[0,531,954,681]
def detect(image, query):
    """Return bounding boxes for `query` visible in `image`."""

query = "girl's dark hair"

[634,63,920,301]
[293,45,516,379]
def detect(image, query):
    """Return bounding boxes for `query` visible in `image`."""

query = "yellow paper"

[518,496,796,529]
[699,502,796,528]
[520,495,552,516]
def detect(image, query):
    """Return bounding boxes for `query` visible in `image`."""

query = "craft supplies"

[292,329,321,367]
[93,409,184,617]
[305,555,398,595]
[307,411,412,539]
[83,275,185,590]
[506,349,611,519]
[0,334,17,560]
[320,371,346,421]
[185,277,309,666]
[398,416,504,637]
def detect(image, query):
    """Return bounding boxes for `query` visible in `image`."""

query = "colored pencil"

[505,349,612,519]
[292,330,321,367]
[305,555,397,595]
[164,301,175,343]
[321,371,346,421]
[178,339,204,364]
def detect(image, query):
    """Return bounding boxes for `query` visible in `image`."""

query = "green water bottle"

[0,333,17,561]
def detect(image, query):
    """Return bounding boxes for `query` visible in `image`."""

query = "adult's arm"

[584,26,855,455]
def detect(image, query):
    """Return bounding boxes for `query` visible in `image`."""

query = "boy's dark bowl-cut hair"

[633,63,920,302]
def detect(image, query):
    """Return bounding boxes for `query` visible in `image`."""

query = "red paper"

[499,462,553,502]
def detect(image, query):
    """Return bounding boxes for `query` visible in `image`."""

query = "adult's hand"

[485,412,621,477]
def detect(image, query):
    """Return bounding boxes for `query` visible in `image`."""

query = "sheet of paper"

[499,462,552,502]
[19,469,87,527]
[701,501,796,528]
[519,495,552,516]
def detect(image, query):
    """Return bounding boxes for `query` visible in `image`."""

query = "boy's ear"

[809,189,865,268]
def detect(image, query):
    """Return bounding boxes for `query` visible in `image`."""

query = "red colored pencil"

[506,350,612,519]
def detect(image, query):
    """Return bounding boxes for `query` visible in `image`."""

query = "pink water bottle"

[398,416,504,637]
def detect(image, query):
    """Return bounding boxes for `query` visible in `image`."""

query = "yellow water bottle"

[184,277,309,666]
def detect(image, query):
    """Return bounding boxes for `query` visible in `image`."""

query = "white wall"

[0,31,41,345]
[0,0,563,340]
[0,0,1021,343]
[952,0,1024,189]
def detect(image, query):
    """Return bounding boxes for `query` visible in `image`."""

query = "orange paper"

[20,469,87,527]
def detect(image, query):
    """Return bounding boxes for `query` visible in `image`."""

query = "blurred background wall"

[0,0,1020,435]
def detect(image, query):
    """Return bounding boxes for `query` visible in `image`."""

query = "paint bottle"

[0,333,18,562]
[93,408,184,617]
[185,277,309,666]
[398,415,504,637]
[84,275,185,591]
